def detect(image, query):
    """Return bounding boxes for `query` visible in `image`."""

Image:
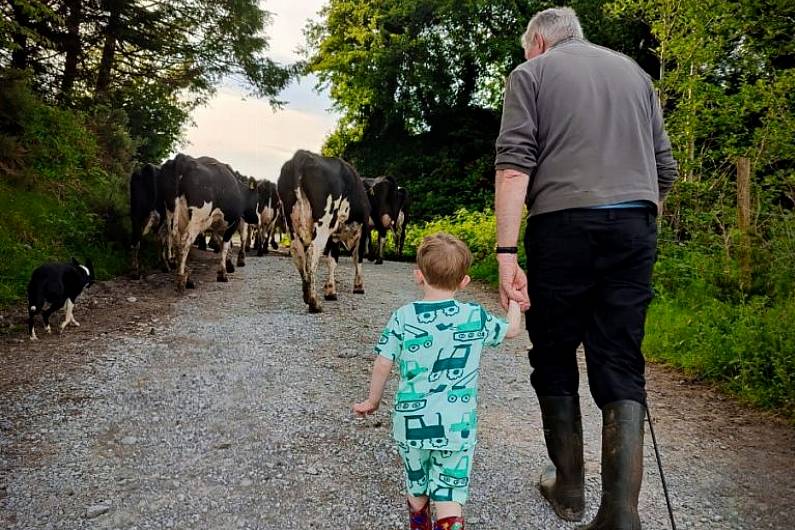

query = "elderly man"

[494,6,677,530]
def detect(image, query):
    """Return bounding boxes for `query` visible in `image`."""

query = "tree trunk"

[95,0,123,97]
[736,157,752,292]
[60,0,83,100]
[9,0,30,70]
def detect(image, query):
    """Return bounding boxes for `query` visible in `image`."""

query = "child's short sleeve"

[374,310,403,361]
[483,309,509,348]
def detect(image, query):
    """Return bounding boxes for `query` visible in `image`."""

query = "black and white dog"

[27,258,95,340]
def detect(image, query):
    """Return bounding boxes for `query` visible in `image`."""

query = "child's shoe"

[434,516,465,530]
[409,500,432,530]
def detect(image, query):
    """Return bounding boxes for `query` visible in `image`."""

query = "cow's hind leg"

[290,239,311,304]
[301,229,331,313]
[376,229,386,265]
[219,222,238,282]
[323,242,340,301]
[236,221,248,268]
[175,199,209,291]
[353,227,366,294]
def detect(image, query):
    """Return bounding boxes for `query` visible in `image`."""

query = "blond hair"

[416,232,472,290]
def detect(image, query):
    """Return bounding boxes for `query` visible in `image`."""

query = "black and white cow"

[172,155,259,290]
[277,150,370,313]
[362,175,399,264]
[129,163,161,278]
[253,179,282,256]
[394,186,411,258]
[129,160,181,276]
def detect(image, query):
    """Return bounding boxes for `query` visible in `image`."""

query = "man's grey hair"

[521,7,584,51]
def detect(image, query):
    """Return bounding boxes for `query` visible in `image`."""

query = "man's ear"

[459,275,471,289]
[534,32,546,53]
[414,268,425,285]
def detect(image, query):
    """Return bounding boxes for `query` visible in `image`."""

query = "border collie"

[27,258,95,340]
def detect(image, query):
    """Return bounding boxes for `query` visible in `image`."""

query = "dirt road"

[1,250,793,529]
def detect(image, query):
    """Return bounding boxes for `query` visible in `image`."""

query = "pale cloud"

[263,0,327,63]
[181,0,337,181]
[183,86,337,180]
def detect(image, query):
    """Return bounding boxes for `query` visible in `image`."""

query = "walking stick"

[645,402,677,530]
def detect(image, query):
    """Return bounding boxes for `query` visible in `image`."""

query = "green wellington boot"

[578,400,645,530]
[538,396,585,521]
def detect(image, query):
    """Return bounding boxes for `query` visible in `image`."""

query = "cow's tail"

[358,223,369,263]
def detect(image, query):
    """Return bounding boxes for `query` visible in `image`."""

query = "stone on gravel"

[85,503,111,519]
[126,296,137,303]
[120,436,137,445]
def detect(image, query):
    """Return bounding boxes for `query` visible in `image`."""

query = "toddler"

[354,232,522,530]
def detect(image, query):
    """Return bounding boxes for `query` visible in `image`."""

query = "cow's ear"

[249,177,257,190]
[85,258,94,272]
[71,257,80,267]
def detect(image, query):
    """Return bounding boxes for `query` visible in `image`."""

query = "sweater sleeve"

[650,84,678,200]
[495,67,539,176]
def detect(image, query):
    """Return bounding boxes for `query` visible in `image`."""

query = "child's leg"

[401,446,432,530]
[408,494,430,512]
[434,502,462,519]
[428,447,475,528]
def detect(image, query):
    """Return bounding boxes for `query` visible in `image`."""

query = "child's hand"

[353,399,380,416]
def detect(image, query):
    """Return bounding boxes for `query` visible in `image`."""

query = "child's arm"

[504,299,523,339]
[353,356,394,416]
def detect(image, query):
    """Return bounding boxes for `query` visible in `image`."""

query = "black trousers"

[524,207,657,408]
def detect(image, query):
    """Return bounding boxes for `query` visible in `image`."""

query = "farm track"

[1,247,793,529]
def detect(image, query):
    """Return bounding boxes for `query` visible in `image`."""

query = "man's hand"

[498,254,530,311]
[353,399,380,416]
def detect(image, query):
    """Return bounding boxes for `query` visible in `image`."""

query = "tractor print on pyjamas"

[405,459,428,489]
[377,327,403,348]
[404,323,434,352]
[414,300,460,324]
[395,360,429,413]
[428,344,471,382]
[405,413,448,448]
[437,454,471,488]
[450,411,477,439]
[453,307,489,342]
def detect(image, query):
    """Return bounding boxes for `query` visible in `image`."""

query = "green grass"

[0,182,130,307]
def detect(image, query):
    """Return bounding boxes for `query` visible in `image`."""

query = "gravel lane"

[1,253,793,529]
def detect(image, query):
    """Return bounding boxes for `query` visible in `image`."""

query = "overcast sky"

[181,0,336,182]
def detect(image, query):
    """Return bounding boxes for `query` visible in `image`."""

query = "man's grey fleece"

[495,38,678,217]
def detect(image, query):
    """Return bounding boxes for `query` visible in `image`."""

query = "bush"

[0,71,133,308]
[383,208,525,285]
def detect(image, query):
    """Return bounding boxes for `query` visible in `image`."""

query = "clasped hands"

[497,254,530,312]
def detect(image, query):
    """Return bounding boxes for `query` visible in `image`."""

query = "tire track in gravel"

[1,252,793,529]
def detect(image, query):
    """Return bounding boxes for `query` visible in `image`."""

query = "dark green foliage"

[1,0,292,162]
[307,0,657,220]
[0,73,132,305]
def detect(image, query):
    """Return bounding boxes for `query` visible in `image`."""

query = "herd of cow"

[130,149,411,312]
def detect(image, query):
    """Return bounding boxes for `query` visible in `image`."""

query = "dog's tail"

[27,277,45,315]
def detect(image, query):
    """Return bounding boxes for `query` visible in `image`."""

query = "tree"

[1,0,294,160]
[306,0,658,218]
